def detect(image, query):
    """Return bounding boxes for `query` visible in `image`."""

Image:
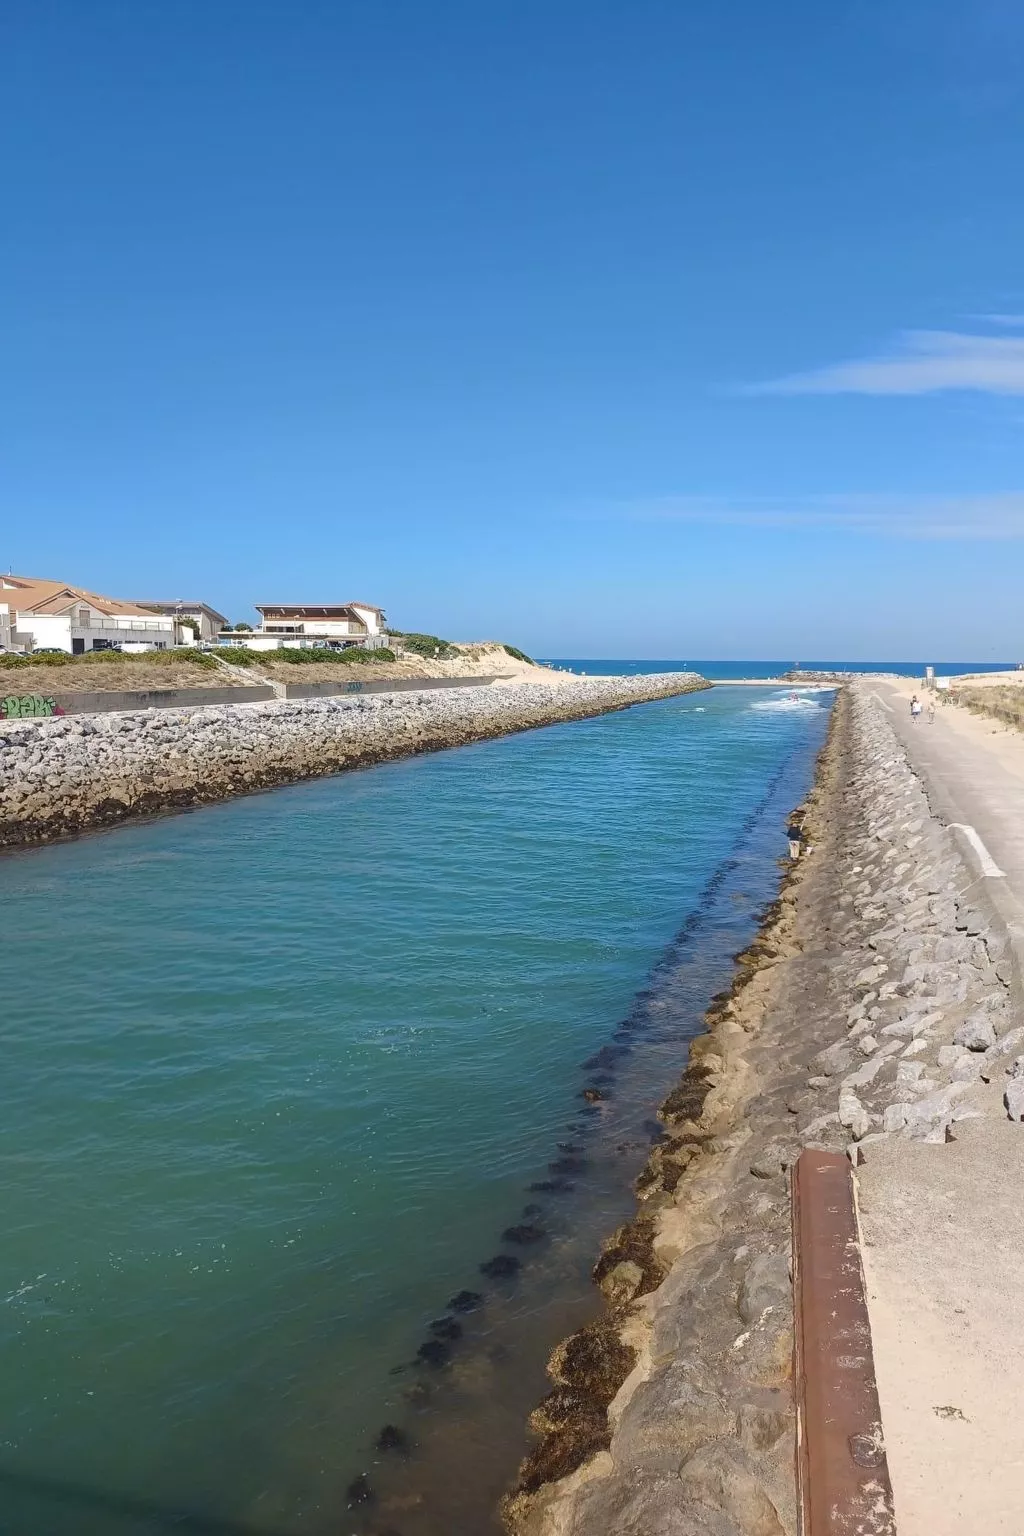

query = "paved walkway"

[872,679,1024,986]
[858,680,1024,1535]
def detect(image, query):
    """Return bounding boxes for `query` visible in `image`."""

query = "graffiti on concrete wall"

[0,695,65,719]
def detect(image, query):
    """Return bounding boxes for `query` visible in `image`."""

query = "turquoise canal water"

[0,685,831,1535]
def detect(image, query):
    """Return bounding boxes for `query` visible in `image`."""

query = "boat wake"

[749,690,829,713]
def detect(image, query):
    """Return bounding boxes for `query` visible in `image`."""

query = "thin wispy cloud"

[749,330,1024,396]
[614,493,1024,541]
[969,313,1024,327]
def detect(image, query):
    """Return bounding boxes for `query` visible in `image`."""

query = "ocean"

[543,658,1019,678]
[0,682,830,1535]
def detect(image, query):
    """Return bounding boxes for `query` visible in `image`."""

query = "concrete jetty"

[508,680,1024,1536]
[0,672,707,848]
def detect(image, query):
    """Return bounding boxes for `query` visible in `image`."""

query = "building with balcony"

[0,575,176,654]
[218,601,388,651]
[132,599,229,645]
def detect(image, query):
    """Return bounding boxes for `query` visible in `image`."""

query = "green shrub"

[265,646,396,665]
[502,643,534,664]
[391,631,459,659]
[214,645,394,667]
[0,647,218,670]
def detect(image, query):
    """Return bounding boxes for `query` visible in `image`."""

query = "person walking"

[787,818,803,861]
[910,695,922,724]
[927,699,936,725]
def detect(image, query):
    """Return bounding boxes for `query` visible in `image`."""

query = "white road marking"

[950,824,1005,878]
[869,691,895,713]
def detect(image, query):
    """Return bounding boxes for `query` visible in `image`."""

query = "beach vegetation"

[215,646,395,667]
[0,647,219,671]
[391,631,460,659]
[952,685,1024,733]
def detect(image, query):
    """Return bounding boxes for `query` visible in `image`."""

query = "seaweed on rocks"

[415,1339,452,1369]
[592,1213,665,1303]
[582,1045,627,1070]
[658,1059,717,1127]
[501,1224,546,1245]
[507,1321,637,1500]
[428,1316,463,1341]
[635,1135,704,1197]
[479,1254,521,1279]
[446,1288,483,1312]
[374,1424,411,1455]
[346,1474,375,1507]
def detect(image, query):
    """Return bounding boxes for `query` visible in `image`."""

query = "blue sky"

[3,0,1023,658]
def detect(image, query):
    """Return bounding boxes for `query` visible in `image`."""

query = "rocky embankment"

[506,683,1021,1536]
[0,673,705,848]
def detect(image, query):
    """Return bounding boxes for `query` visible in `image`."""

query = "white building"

[218,601,389,651]
[0,576,175,654]
[132,599,229,645]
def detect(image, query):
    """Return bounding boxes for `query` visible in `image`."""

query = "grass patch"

[0,647,219,671]
[216,646,395,667]
[502,643,534,664]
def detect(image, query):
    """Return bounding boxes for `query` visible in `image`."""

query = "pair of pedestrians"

[910,695,935,725]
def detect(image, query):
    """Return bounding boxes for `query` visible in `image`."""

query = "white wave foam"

[749,696,823,713]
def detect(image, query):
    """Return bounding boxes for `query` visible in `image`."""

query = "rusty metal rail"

[792,1149,896,1535]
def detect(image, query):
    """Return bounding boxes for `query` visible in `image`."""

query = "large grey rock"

[984,1026,1024,1064]
[838,1090,872,1140]
[580,1473,744,1535]
[843,1056,892,1090]
[677,1441,786,1536]
[1006,1081,1024,1123]
[608,1360,734,1475]
[737,1252,790,1326]
[954,1014,997,1053]
[816,1042,855,1077]
[749,1142,796,1180]
[884,1081,972,1135]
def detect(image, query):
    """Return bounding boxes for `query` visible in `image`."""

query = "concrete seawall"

[0,673,707,849]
